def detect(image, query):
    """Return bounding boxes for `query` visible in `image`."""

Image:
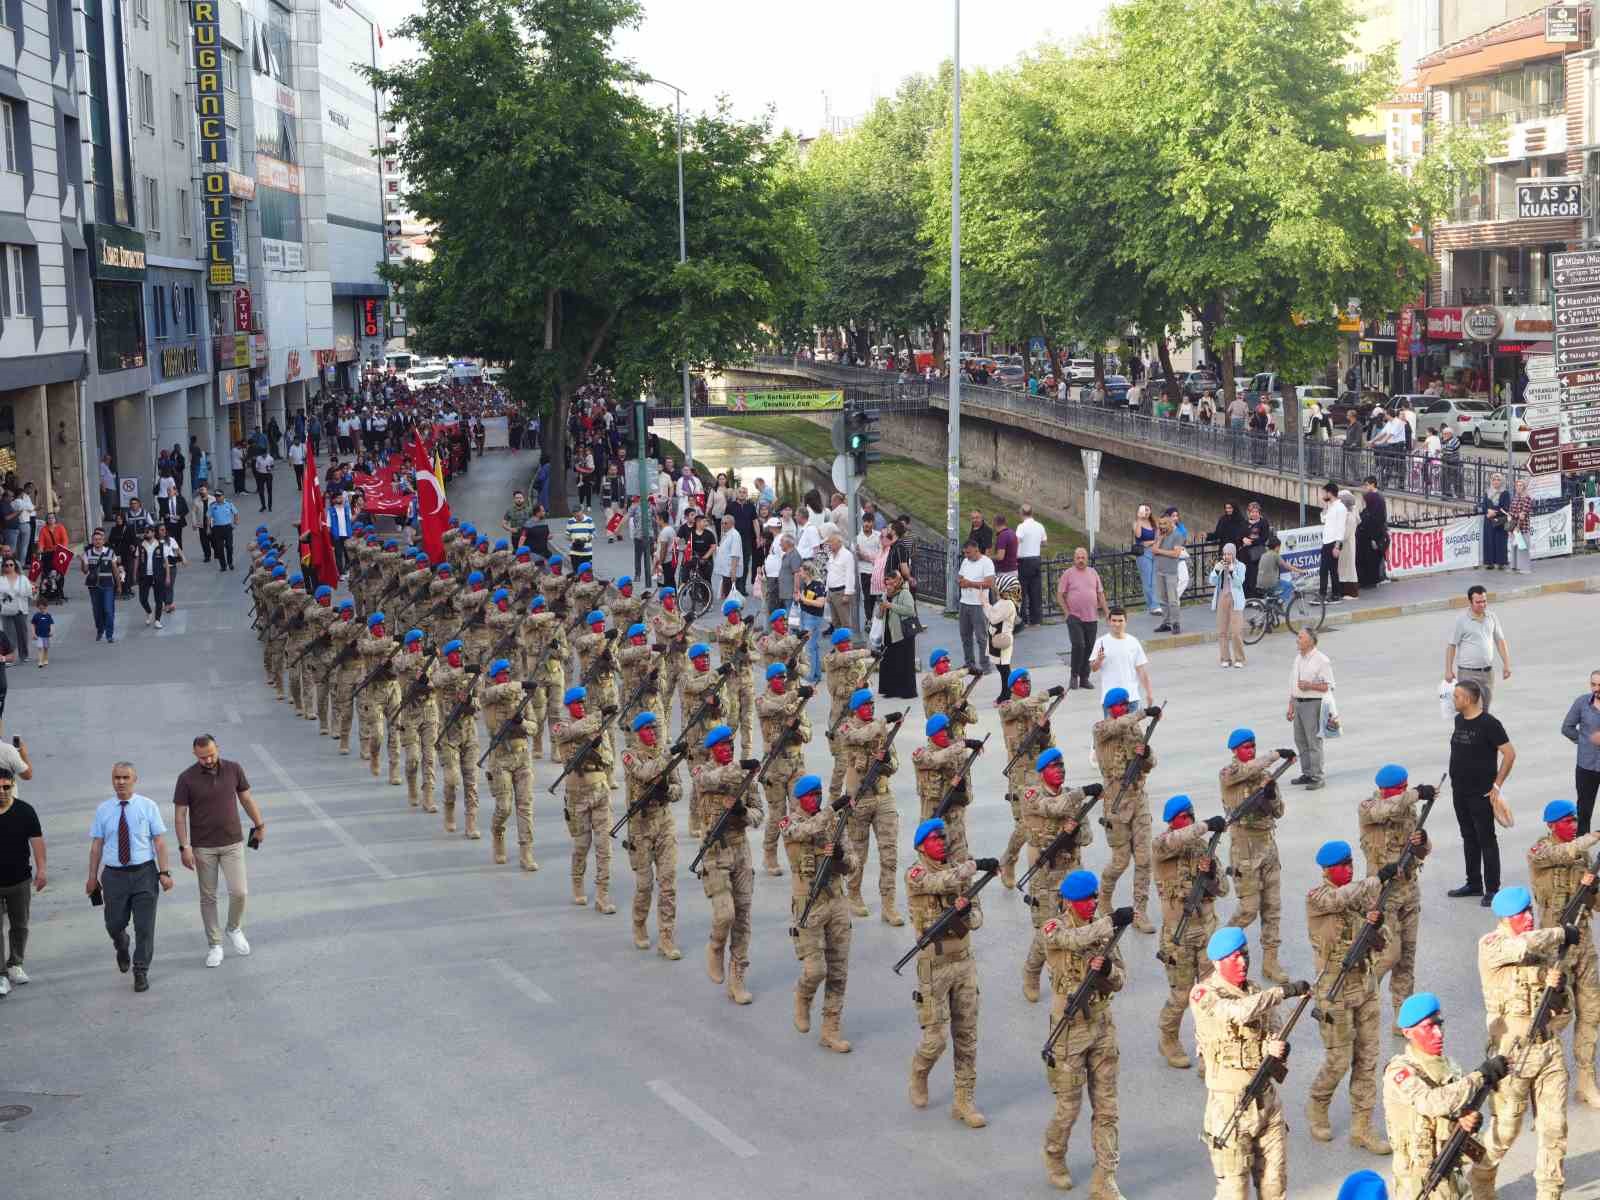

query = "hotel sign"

[189,1,235,286]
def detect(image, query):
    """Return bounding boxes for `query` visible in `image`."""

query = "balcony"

[1450,285,1551,306]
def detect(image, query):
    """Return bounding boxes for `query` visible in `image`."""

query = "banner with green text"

[723,389,844,412]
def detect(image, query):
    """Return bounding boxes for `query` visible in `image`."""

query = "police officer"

[920,647,977,741]
[480,658,537,872]
[1021,747,1100,1003]
[355,612,402,786]
[1220,728,1296,983]
[1526,798,1600,1107]
[1359,763,1433,1033]
[1305,839,1390,1153]
[551,685,616,912]
[998,668,1064,888]
[1153,795,1230,1069]
[783,773,854,1052]
[712,596,757,757]
[1092,689,1158,932]
[1383,991,1505,1200]
[911,715,984,863]
[1472,885,1576,1200]
[822,628,877,799]
[837,687,904,926]
[619,711,681,959]
[432,637,482,837]
[755,662,812,876]
[692,724,762,1004]
[1191,927,1309,1200]
[905,819,997,1128]
[1039,870,1131,1197]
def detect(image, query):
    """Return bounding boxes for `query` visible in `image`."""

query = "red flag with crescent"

[301,438,339,587]
[410,431,450,563]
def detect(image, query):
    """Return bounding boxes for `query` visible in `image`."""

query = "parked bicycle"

[1242,575,1326,644]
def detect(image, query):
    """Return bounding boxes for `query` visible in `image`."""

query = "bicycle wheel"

[1285,590,1326,635]
[1242,599,1271,645]
[683,573,712,623]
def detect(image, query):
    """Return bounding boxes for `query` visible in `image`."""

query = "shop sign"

[234,287,252,333]
[1362,317,1397,340]
[1546,5,1583,44]
[160,345,200,378]
[314,349,337,370]
[228,170,255,200]
[1462,306,1502,341]
[1425,307,1463,339]
[286,349,301,380]
[252,334,269,366]
[87,223,147,281]
[1358,340,1374,355]
[189,1,234,287]
[1515,178,1584,220]
[361,296,382,338]
[1396,307,1415,361]
[218,368,250,406]
[254,377,269,404]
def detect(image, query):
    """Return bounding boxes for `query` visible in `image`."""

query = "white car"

[1474,405,1531,448]
[1067,358,1096,383]
[1416,397,1493,444]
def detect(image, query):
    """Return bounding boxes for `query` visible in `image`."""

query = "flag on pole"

[300,437,339,588]
[410,430,450,564]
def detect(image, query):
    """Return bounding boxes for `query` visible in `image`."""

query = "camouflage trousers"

[701,834,753,972]
[332,671,359,749]
[359,696,402,783]
[488,741,534,848]
[394,713,438,810]
[730,680,755,756]
[1308,986,1381,1118]
[565,773,612,892]
[436,721,480,825]
[1373,893,1420,1013]
[1023,860,1071,983]
[1157,922,1215,1042]
[1099,797,1151,912]
[1001,764,1034,868]
[1045,1013,1120,1174]
[791,889,851,1017]
[626,813,676,937]
[1481,1037,1568,1193]
[762,761,803,862]
[913,949,979,1090]
[1203,1086,1288,1200]
[845,787,899,906]
[1225,834,1282,953]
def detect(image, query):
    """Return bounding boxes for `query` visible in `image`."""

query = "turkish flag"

[410,430,450,564]
[300,438,339,588]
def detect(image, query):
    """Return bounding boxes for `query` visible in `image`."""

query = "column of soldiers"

[243,517,1600,1200]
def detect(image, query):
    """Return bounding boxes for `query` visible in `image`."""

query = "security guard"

[432,638,482,838]
[837,687,904,926]
[480,658,538,872]
[998,668,1063,888]
[911,715,984,863]
[619,711,681,959]
[551,685,617,912]
[1359,763,1433,1031]
[1220,728,1296,983]
[920,647,978,742]
[905,819,997,1129]
[1039,870,1131,1197]
[1092,690,1158,932]
[783,773,855,1052]
[692,724,762,1004]
[1305,839,1390,1153]
[1383,991,1505,1200]
[391,629,440,813]
[822,628,877,799]
[1526,798,1600,1107]
[1153,795,1230,1069]
[1021,747,1099,1003]
[755,662,812,876]
[711,597,758,757]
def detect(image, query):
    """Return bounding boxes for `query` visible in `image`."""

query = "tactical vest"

[1530,836,1597,928]
[1154,835,1203,903]
[1483,932,1563,1036]
[1221,761,1278,834]
[757,697,806,765]
[1023,787,1084,859]
[1197,988,1268,1074]
[1044,927,1112,1022]
[1307,893,1367,983]
[480,681,529,750]
[1359,788,1419,884]
[1387,1055,1465,1180]
[907,876,970,958]
[697,764,750,834]
[784,821,842,899]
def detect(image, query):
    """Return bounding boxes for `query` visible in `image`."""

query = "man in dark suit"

[156,492,189,552]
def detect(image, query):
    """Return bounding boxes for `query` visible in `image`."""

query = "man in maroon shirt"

[173,735,266,968]
[991,512,1019,575]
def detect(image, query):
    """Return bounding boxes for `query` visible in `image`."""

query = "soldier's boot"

[595,887,617,915]
[726,963,752,1005]
[881,893,905,927]
[1132,911,1155,934]
[818,1012,851,1053]
[1159,1033,1192,1069]
[847,887,869,919]
[1261,946,1290,984]
[1044,1146,1072,1191]
[1306,1098,1333,1143]
[367,743,381,778]
[633,921,650,950]
[1089,1167,1124,1200]
[1576,1066,1600,1109]
[388,761,402,787]
[571,877,588,906]
[492,830,508,865]
[442,790,457,833]
[421,786,438,814]
[658,929,682,961]
[1000,858,1016,889]
[950,1087,987,1129]
[1023,963,1042,1004]
[519,842,538,872]
[338,730,351,754]
[1467,1165,1497,1200]
[464,805,481,840]
[794,987,812,1033]
[406,766,420,808]
[1349,1110,1391,1155]
[909,1061,931,1108]
[764,846,783,876]
[706,940,726,984]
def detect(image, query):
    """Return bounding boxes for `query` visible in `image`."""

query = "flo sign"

[1516,178,1585,220]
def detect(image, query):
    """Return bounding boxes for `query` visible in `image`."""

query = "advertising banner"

[481,416,509,449]
[1275,524,1324,574]
[1384,517,1482,578]
[1528,505,1575,560]
[1584,497,1600,541]
[724,389,844,412]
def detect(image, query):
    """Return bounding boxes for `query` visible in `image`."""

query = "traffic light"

[847,404,882,474]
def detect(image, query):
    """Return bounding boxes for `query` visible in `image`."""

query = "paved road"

[7,448,1597,1199]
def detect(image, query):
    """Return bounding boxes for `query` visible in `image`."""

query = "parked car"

[1181,370,1220,398]
[995,364,1027,389]
[1296,385,1337,405]
[1475,405,1531,448]
[1067,358,1096,383]
[1417,397,1494,444]
[1078,375,1130,405]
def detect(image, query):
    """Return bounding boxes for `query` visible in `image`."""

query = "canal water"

[648,419,830,505]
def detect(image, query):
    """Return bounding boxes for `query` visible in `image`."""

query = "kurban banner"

[724,389,844,412]
[1385,517,1482,578]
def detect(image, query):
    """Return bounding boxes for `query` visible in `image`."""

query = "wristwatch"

[158,870,172,878]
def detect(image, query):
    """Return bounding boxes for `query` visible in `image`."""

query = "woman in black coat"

[1211,502,1247,550]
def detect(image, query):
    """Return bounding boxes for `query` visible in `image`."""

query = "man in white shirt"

[1015,503,1048,627]
[824,531,856,630]
[1089,608,1154,706]
[1057,377,1068,403]
[956,539,995,674]
[1318,481,1346,604]
[713,515,743,602]
[288,438,306,490]
[251,450,275,514]
[99,455,117,518]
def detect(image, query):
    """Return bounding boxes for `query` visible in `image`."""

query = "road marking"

[488,958,554,1004]
[224,705,242,725]
[645,1080,758,1158]
[249,742,395,880]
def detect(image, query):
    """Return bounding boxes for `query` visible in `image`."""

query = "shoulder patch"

[1024,786,1038,800]
[912,747,926,760]
[1394,1067,1410,1083]
[691,765,703,778]
[908,865,925,881]
[622,753,633,765]
[1191,985,1208,1001]
[1042,919,1059,936]
[779,815,789,831]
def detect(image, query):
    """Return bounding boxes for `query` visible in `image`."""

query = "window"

[0,101,16,174]
[143,175,160,236]
[133,0,148,26]
[3,246,26,318]
[170,92,185,147]
[166,0,181,46]
[176,186,190,238]
[183,285,196,335]
[222,48,238,94]
[137,70,155,130]
[151,283,167,339]
[95,281,146,371]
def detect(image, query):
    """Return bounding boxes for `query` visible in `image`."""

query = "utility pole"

[945,0,962,614]
[635,396,652,582]
[674,85,694,473]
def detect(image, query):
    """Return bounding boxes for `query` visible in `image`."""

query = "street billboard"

[724,389,845,412]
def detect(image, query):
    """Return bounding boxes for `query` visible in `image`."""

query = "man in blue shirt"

[208,492,238,571]
[86,762,174,992]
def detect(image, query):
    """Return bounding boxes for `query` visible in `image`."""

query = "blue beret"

[658,585,675,597]
[336,598,354,611]
[1207,927,1248,960]
[794,774,823,798]
[1397,992,1441,1030]
[1036,746,1063,773]
[617,576,632,588]
[367,611,385,626]
[270,566,286,578]
[289,573,304,585]
[1491,886,1532,918]
[703,724,732,750]
[1337,1170,1387,1200]
[475,537,489,548]
[467,571,485,586]
[494,538,509,551]
[1162,794,1194,823]
[766,662,788,680]
[436,562,451,573]
[628,622,647,639]
[255,525,268,534]
[1059,870,1098,901]
[314,585,333,599]
[722,597,743,615]
[1103,687,1130,709]
[913,818,947,848]
[529,595,546,610]
[1375,764,1408,790]
[1008,667,1029,686]
[516,545,531,557]
[384,540,398,550]
[460,524,476,536]
[450,516,460,526]
[1544,799,1577,823]
[631,711,657,732]
[849,687,874,710]
[563,686,587,706]
[929,647,950,667]
[688,642,710,659]
[586,610,605,625]
[925,714,950,738]
[1316,840,1354,869]
[489,658,512,677]
[768,610,788,626]
[1227,728,1256,750]
[491,588,510,605]
[403,629,425,646]
[442,639,463,655]
[548,553,563,566]
[830,628,853,646]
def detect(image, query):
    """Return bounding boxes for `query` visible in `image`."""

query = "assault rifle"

[385,649,438,736]
[289,629,333,669]
[932,733,990,821]
[441,604,486,647]
[893,860,1001,975]
[821,646,886,742]
[1043,918,1131,1067]
[476,678,544,767]
[350,646,400,702]
[1418,1079,1494,1198]
[432,666,483,747]
[756,687,817,785]
[677,663,734,744]
[546,703,625,794]
[577,629,621,689]
[611,736,692,847]
[792,795,855,933]
[1211,989,1313,1150]
[319,638,360,684]
[1017,786,1105,900]
[370,574,406,614]
[688,759,766,876]
[998,686,1068,779]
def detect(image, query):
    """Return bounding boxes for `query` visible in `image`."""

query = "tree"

[372,0,806,513]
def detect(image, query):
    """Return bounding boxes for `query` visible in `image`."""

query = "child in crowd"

[29,598,51,668]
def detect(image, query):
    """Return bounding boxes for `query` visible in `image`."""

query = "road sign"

[1527,380,1562,404]
[1080,449,1101,481]
[1530,449,1561,474]
[1525,404,1560,426]
[1555,327,1600,368]
[1559,367,1600,388]
[1553,250,1600,275]
[1529,426,1561,452]
[1555,287,1600,311]
[1555,300,1600,329]
[1562,445,1600,473]
[1553,262,1600,290]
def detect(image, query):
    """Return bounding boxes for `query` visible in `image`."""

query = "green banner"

[723,389,844,412]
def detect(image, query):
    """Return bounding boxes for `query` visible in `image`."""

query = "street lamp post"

[945,0,962,614]
[644,76,694,473]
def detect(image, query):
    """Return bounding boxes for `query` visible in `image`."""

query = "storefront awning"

[1417,13,1569,87]
[0,213,37,246]
[0,70,27,105]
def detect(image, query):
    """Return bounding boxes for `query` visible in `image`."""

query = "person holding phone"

[172,734,264,968]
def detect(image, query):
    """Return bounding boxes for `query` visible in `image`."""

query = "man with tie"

[86,762,174,992]
[157,490,189,552]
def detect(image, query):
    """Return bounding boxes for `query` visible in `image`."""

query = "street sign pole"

[635,398,652,583]
[1081,449,1101,554]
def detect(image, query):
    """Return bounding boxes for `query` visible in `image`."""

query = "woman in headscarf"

[1208,543,1247,668]
[982,570,1021,702]
[1338,489,1360,598]
[876,571,921,700]
[1211,501,1247,549]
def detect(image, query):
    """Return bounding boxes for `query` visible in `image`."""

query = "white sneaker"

[145,614,154,626]
[227,928,251,956]
[154,619,163,629]
[205,945,224,968]
[0,975,10,996]
[7,965,28,984]
[1150,607,1163,616]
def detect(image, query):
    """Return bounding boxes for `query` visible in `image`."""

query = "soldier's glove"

[652,643,668,653]
[521,681,538,693]
[1111,906,1135,930]
[717,663,733,675]
[467,665,482,675]
[1275,748,1297,761]
[798,684,815,700]
[1416,784,1437,802]
[601,705,619,718]
[1144,705,1162,719]
[964,738,985,751]
[1047,685,1066,698]
[605,629,619,640]
[830,794,852,811]
[670,740,687,757]
[1564,923,1584,948]
[1377,863,1400,884]
[967,666,983,677]
[740,758,761,771]
[1281,979,1312,998]
[1082,783,1104,799]
[1205,815,1228,834]
[1478,1054,1510,1086]
[974,857,1001,873]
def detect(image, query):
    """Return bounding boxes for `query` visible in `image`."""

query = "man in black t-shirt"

[0,767,43,993]
[689,514,716,584]
[1446,677,1515,904]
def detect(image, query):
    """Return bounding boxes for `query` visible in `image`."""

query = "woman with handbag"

[0,558,34,662]
[1506,476,1534,575]
[876,572,920,699]
[982,572,1021,702]
[1480,471,1511,570]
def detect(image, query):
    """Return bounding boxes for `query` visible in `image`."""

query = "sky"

[378,0,1116,134]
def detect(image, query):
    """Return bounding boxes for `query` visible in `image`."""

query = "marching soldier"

[647,584,688,712]
[1527,798,1600,1107]
[297,583,337,726]
[1093,690,1158,932]
[391,629,439,813]
[692,724,762,1004]
[838,687,905,926]
[487,537,513,586]
[822,628,876,798]
[616,622,661,724]
[453,571,493,665]
[1359,763,1434,1032]
[427,561,457,629]
[551,685,616,912]
[680,643,730,839]
[447,521,475,577]
[570,558,606,617]
[783,773,854,1052]
[484,586,521,666]
[905,818,997,1128]
[711,597,758,757]
[573,610,622,783]
[911,715,984,863]
[1472,886,1576,1200]
[1384,992,1505,1200]
[756,607,805,675]
[507,544,541,603]
[540,552,574,617]
[1021,747,1099,1003]
[260,565,291,698]
[305,585,340,736]
[619,711,681,959]
[998,668,1063,888]
[355,612,403,785]
[1153,795,1230,1069]
[327,598,363,753]
[399,552,435,632]
[921,647,977,742]
[609,574,646,629]
[1039,870,1132,1197]
[1304,839,1390,1153]
[468,534,493,583]
[1220,728,1295,983]
[440,515,462,565]
[280,574,314,717]
[518,593,566,754]
[1191,927,1308,1200]
[433,637,482,837]
[755,662,811,876]
[479,658,537,871]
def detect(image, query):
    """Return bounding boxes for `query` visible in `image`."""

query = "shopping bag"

[868,612,885,648]
[1491,789,1515,829]
[1321,693,1341,739]
[1437,679,1455,720]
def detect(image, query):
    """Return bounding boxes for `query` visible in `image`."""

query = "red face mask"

[772,618,786,635]
[638,724,658,747]
[472,583,485,592]
[492,670,510,684]
[568,702,585,720]
[1041,763,1065,789]
[1408,1017,1445,1058]
[497,599,510,612]
[318,596,331,607]
[769,676,786,695]
[580,570,592,581]
[933,658,949,675]
[856,704,874,722]
[1380,784,1406,799]
[446,651,462,667]
[1109,703,1130,718]
[1012,680,1030,699]
[922,832,947,863]
[661,595,673,611]
[590,622,604,635]
[799,789,821,815]
[1508,909,1535,935]
[549,565,562,576]
[836,640,851,653]
[1217,950,1249,987]
[369,624,385,639]
[712,742,733,765]
[1068,897,1098,922]
[692,656,710,673]
[619,584,632,597]
[931,730,951,749]
[1235,743,1256,764]
[406,641,422,655]
[1326,863,1353,887]
[630,634,646,647]
[726,612,740,625]
[1170,810,1194,830]
[1553,816,1578,843]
